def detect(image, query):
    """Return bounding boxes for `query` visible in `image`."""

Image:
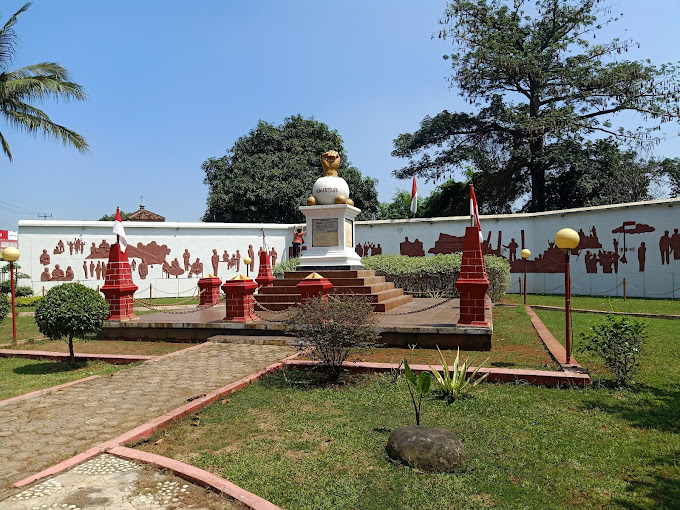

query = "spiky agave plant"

[428,347,489,401]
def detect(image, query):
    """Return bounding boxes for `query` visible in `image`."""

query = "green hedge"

[16,296,43,307]
[273,254,511,301]
[0,294,9,323]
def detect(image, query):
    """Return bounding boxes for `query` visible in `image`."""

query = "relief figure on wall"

[89,261,95,278]
[95,261,102,280]
[39,249,50,266]
[83,261,88,279]
[188,258,203,278]
[65,266,74,281]
[51,264,65,280]
[270,247,278,266]
[211,249,219,276]
[672,229,680,260]
[638,242,646,272]
[248,245,255,271]
[169,258,184,277]
[660,230,671,265]
[504,238,519,262]
[400,237,425,257]
[41,268,50,281]
[183,249,191,271]
[223,250,229,263]
[138,259,149,280]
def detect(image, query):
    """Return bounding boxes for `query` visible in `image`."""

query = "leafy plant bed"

[533,310,680,389]
[0,357,134,401]
[327,307,557,371]
[136,368,680,510]
[503,294,680,316]
[5,339,196,357]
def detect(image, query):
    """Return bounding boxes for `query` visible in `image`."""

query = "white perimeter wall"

[16,198,680,299]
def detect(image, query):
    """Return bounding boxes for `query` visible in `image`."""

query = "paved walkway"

[0,343,294,498]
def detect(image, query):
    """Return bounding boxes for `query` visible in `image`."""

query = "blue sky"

[1,0,679,229]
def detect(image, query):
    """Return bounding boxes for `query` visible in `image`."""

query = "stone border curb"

[0,375,101,407]
[108,446,283,510]
[524,305,584,372]
[12,349,303,489]
[528,304,680,320]
[0,349,154,364]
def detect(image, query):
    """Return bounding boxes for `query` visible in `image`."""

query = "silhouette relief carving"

[169,258,184,278]
[51,264,65,280]
[102,262,107,279]
[87,240,111,259]
[39,249,50,266]
[270,247,278,266]
[222,250,229,263]
[183,249,191,271]
[131,259,137,272]
[65,266,74,281]
[638,242,646,272]
[126,241,171,265]
[660,230,671,265]
[68,240,74,255]
[671,228,680,261]
[82,261,88,279]
[211,249,219,276]
[248,245,255,271]
[138,259,149,280]
[428,233,465,255]
[89,261,95,278]
[401,237,425,257]
[95,261,102,280]
[41,268,50,281]
[504,238,518,262]
[162,260,171,278]
[188,258,203,278]
[235,250,241,272]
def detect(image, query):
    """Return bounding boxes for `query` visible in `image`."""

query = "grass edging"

[108,446,283,510]
[0,349,154,364]
[0,375,101,407]
[528,304,680,320]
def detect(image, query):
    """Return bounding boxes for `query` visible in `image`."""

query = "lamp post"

[243,256,252,278]
[521,249,531,305]
[2,247,20,345]
[554,228,580,364]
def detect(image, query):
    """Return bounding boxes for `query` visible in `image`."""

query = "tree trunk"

[68,335,75,364]
[528,137,546,212]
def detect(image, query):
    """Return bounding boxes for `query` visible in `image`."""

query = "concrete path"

[0,343,294,498]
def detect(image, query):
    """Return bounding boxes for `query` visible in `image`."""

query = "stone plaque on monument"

[345,219,353,248]
[312,218,338,247]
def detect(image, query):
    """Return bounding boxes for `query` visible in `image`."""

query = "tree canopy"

[0,3,88,161]
[392,0,680,212]
[202,115,379,223]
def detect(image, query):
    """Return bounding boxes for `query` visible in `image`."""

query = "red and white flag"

[112,207,128,252]
[410,174,418,216]
[470,184,483,243]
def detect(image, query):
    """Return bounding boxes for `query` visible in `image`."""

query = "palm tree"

[0,2,88,162]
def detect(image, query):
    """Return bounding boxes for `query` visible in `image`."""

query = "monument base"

[296,264,364,271]
[298,204,362,269]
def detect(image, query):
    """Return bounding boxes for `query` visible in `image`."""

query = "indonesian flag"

[470,184,483,243]
[410,174,418,216]
[112,207,128,252]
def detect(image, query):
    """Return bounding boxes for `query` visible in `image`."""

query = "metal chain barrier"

[571,282,623,295]
[626,282,680,297]
[526,282,565,292]
[253,299,293,314]
[377,295,458,315]
[132,289,227,315]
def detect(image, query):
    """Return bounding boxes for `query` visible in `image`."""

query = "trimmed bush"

[362,254,510,301]
[0,294,9,323]
[273,257,300,278]
[35,283,109,363]
[16,296,43,307]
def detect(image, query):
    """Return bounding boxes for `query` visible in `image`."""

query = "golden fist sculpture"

[321,150,341,177]
[307,196,317,206]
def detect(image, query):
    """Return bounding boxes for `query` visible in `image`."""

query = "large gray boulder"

[386,425,465,472]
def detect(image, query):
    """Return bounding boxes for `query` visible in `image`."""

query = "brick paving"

[0,343,294,498]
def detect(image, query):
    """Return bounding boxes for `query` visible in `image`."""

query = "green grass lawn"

[0,314,45,345]
[135,302,680,510]
[503,293,680,315]
[5,338,195,356]
[338,306,558,371]
[0,357,134,401]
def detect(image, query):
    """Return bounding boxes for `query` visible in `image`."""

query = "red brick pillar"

[256,251,274,288]
[101,243,138,321]
[198,276,222,306]
[296,272,333,304]
[455,226,490,327]
[221,275,259,322]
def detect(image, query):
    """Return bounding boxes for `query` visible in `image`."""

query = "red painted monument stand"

[296,273,333,303]
[101,243,138,321]
[197,276,222,306]
[221,275,259,322]
[455,226,490,327]
[255,252,274,288]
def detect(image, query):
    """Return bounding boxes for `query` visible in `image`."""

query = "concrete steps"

[255,269,412,312]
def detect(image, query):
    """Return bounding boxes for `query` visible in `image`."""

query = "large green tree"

[0,3,88,161]
[393,0,680,212]
[202,115,379,223]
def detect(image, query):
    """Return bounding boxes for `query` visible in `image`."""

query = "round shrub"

[35,283,109,362]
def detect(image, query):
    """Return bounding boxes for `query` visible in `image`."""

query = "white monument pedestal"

[298,204,363,270]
